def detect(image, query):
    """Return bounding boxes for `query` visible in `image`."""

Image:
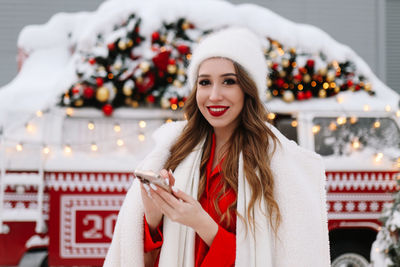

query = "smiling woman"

[104,27,331,267]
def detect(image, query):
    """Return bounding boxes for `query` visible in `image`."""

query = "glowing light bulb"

[114,123,121,132]
[66,108,74,116]
[88,122,95,130]
[25,123,35,133]
[329,122,337,131]
[91,143,98,151]
[385,105,392,112]
[64,145,72,154]
[336,116,347,125]
[363,105,370,112]
[42,146,50,154]
[396,110,400,117]
[36,110,43,117]
[350,116,358,124]
[312,125,321,134]
[374,153,383,163]
[291,120,298,127]
[166,118,173,123]
[267,113,276,120]
[336,96,344,104]
[117,139,124,146]
[352,138,361,150]
[138,134,145,142]
[139,120,146,128]
[171,104,178,110]
[16,143,23,152]
[373,121,381,128]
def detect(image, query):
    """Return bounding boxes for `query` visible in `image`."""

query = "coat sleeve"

[143,215,164,252]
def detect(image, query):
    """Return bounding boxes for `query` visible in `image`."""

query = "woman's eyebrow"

[197,73,237,78]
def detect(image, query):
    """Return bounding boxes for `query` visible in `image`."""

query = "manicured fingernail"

[165,178,169,186]
[169,169,173,175]
[150,183,157,190]
[143,183,150,193]
[147,192,152,199]
[172,186,178,193]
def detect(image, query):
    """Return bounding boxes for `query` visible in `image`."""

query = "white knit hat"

[187,27,268,102]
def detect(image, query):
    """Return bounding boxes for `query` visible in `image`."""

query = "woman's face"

[196,58,244,134]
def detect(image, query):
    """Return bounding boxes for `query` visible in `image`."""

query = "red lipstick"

[207,106,229,117]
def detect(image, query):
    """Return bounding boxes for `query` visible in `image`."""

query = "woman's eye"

[198,79,210,86]
[223,78,236,85]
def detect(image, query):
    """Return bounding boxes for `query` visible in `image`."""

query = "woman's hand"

[148,179,218,246]
[140,169,174,231]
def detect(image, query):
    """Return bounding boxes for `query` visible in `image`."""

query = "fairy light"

[42,146,50,155]
[351,138,361,150]
[385,105,392,112]
[291,120,298,127]
[166,118,173,123]
[16,143,23,152]
[336,116,347,125]
[25,123,35,133]
[312,125,321,134]
[323,82,329,90]
[350,116,358,124]
[66,108,74,117]
[374,152,383,163]
[138,134,145,142]
[336,96,344,104]
[139,120,146,128]
[329,122,337,131]
[363,105,370,112]
[113,123,121,132]
[64,145,72,154]
[267,113,276,120]
[171,104,178,110]
[396,110,400,117]
[373,121,381,128]
[91,143,98,152]
[88,121,95,130]
[117,139,124,146]
[36,110,43,117]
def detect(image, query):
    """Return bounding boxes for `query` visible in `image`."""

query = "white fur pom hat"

[187,27,268,102]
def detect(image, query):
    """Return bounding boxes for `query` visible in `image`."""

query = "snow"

[0,0,399,171]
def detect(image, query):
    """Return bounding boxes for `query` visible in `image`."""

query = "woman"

[104,27,330,267]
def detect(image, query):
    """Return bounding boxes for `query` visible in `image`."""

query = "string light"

[88,121,95,130]
[171,104,178,110]
[91,143,98,151]
[351,138,361,150]
[25,123,35,133]
[312,125,321,134]
[363,105,370,112]
[117,139,124,146]
[374,152,383,163]
[66,108,74,116]
[350,116,358,124]
[64,145,72,154]
[42,146,50,154]
[291,120,298,127]
[267,113,276,120]
[36,110,43,117]
[373,121,381,128]
[336,116,347,125]
[385,105,392,112]
[396,110,400,117]
[166,118,173,123]
[139,120,146,128]
[336,96,344,104]
[16,143,23,152]
[113,123,121,132]
[138,134,145,142]
[329,122,337,131]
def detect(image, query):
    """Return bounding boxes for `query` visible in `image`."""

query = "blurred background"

[0,0,399,93]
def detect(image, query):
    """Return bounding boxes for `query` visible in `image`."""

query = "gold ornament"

[334,86,340,93]
[178,68,185,75]
[318,68,328,76]
[96,86,109,102]
[139,62,150,73]
[74,99,84,107]
[282,59,290,68]
[182,21,190,30]
[113,62,122,71]
[136,76,144,84]
[123,86,133,96]
[326,72,335,82]
[364,83,372,91]
[167,64,177,74]
[118,40,127,50]
[289,47,296,54]
[267,79,272,88]
[131,100,139,108]
[279,70,286,77]
[266,90,272,101]
[127,39,134,47]
[283,90,294,102]
[173,80,183,88]
[303,74,311,83]
[125,98,132,105]
[161,97,170,109]
[318,89,327,98]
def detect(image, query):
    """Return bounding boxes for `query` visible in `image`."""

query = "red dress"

[143,134,237,266]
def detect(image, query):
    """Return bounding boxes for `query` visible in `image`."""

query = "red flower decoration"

[102,104,113,116]
[152,50,171,71]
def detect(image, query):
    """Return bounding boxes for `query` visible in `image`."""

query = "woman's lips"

[207,106,229,117]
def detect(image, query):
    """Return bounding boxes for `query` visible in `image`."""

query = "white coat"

[103,121,330,267]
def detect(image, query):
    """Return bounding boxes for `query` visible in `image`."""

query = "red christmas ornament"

[272,63,279,70]
[168,58,176,65]
[136,72,156,93]
[169,97,178,105]
[306,59,315,68]
[276,78,285,88]
[355,84,361,91]
[182,97,187,102]
[146,94,155,103]
[152,50,171,71]
[135,26,140,33]
[136,37,141,44]
[88,58,96,65]
[102,104,113,116]
[72,85,81,95]
[297,91,305,100]
[305,90,312,99]
[96,77,104,87]
[152,32,160,42]
[83,86,95,99]
[158,70,165,78]
[294,74,303,82]
[299,67,307,74]
[177,45,190,55]
[346,80,354,87]
[107,43,115,51]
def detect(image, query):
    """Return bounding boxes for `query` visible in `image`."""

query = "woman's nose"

[209,85,222,101]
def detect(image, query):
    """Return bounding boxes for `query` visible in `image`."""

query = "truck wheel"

[331,253,369,267]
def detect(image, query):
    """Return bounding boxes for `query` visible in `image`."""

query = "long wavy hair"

[164,59,281,234]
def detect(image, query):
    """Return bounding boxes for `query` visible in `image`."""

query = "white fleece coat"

[103,121,330,267]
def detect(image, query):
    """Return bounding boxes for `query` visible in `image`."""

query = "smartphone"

[133,170,171,192]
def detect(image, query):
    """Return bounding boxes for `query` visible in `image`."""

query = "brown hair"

[164,60,281,234]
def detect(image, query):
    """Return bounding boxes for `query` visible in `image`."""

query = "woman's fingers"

[171,186,194,203]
